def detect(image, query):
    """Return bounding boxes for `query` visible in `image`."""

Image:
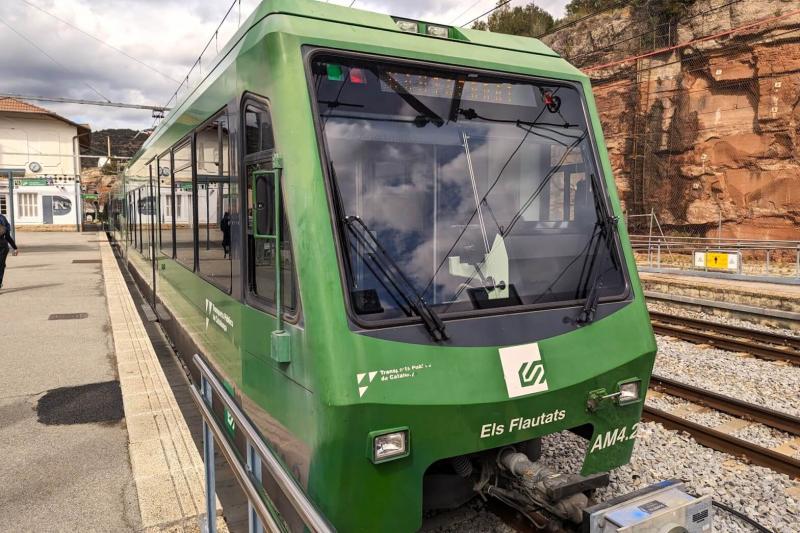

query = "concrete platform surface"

[0,232,223,532]
[640,271,800,312]
[0,232,140,531]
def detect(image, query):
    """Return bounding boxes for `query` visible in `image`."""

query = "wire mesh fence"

[542,0,800,277]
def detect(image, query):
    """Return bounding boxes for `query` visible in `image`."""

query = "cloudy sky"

[0,0,569,132]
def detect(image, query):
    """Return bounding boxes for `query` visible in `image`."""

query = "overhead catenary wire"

[0,93,169,112]
[450,0,489,25]
[583,6,800,71]
[535,0,631,39]
[564,0,746,65]
[461,0,513,28]
[0,14,111,103]
[156,0,241,127]
[19,0,180,84]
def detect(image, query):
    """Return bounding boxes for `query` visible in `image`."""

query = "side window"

[158,152,173,256]
[128,193,136,247]
[196,112,235,292]
[245,104,275,154]
[173,141,194,269]
[244,102,296,312]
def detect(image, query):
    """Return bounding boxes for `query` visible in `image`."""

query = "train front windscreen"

[311,54,626,325]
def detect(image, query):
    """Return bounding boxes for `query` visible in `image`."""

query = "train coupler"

[473,448,611,524]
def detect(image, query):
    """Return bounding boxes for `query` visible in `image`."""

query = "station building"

[0,97,91,231]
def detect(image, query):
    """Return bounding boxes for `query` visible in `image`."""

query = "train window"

[128,193,136,247]
[158,151,173,257]
[246,161,296,312]
[243,100,296,313]
[136,188,143,252]
[173,141,194,270]
[196,112,234,292]
[244,105,275,155]
[312,54,626,322]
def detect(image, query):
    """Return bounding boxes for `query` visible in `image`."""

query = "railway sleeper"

[423,440,610,527]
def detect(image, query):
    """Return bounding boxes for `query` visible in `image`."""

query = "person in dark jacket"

[0,213,19,289]
[220,212,231,258]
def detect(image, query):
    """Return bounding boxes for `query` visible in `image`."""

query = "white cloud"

[0,0,568,131]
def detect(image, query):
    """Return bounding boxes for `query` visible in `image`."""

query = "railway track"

[649,311,800,364]
[645,376,800,478]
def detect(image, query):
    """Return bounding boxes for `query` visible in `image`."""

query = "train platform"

[639,270,800,329]
[0,232,223,532]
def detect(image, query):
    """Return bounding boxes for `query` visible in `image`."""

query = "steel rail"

[650,312,800,365]
[642,406,800,479]
[650,311,800,351]
[649,375,800,436]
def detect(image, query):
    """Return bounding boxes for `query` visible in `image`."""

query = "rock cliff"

[542,0,800,240]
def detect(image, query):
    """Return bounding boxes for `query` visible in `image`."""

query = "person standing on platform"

[220,211,231,258]
[0,213,19,290]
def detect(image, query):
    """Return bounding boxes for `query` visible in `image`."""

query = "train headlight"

[425,24,450,38]
[617,379,641,406]
[395,19,419,33]
[369,428,410,464]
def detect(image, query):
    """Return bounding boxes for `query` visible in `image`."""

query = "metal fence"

[629,232,800,278]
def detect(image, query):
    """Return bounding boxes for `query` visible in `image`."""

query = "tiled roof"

[0,97,51,114]
[0,97,90,138]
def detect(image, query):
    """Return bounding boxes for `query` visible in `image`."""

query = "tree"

[472,1,554,38]
[564,0,618,19]
[564,0,694,20]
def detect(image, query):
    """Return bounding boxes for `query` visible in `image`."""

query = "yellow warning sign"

[706,252,729,270]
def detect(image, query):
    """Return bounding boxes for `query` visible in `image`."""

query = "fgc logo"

[518,360,546,388]
[499,343,549,398]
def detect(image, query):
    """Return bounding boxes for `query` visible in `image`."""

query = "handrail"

[188,380,283,532]
[628,234,800,247]
[191,353,336,533]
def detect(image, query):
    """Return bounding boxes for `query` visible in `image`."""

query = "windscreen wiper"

[344,216,448,342]
[575,174,620,326]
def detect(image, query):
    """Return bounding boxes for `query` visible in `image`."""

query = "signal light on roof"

[395,19,418,33]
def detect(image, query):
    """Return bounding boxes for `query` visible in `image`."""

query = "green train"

[109,0,657,530]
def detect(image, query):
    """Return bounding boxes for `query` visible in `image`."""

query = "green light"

[326,63,344,81]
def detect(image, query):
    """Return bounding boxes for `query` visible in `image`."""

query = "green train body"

[109,1,657,530]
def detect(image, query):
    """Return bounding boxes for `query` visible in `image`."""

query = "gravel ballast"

[654,335,800,417]
[540,424,800,532]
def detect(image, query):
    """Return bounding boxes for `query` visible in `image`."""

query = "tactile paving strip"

[99,239,223,531]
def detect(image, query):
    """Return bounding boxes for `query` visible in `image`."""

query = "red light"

[349,68,366,84]
[543,91,554,106]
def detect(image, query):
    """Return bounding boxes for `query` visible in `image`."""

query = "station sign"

[693,250,740,272]
[18,178,48,186]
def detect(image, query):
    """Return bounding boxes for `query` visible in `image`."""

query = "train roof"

[133,0,583,164]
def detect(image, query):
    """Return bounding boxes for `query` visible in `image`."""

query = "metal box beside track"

[582,480,712,532]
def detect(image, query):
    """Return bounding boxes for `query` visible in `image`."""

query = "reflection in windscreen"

[312,55,625,321]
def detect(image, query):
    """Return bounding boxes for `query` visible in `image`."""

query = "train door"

[42,196,53,225]
[240,97,298,367]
